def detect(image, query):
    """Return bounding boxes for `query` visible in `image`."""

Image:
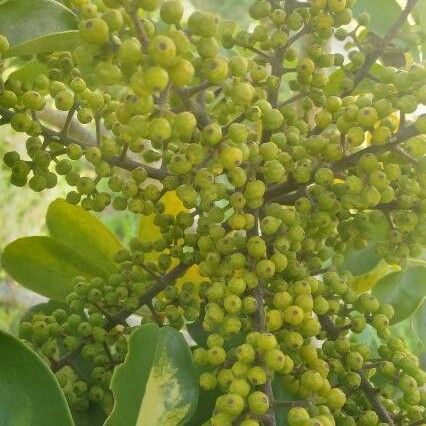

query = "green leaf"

[391,315,424,355]
[342,245,382,277]
[7,59,49,84]
[350,324,381,356]
[2,236,106,300]
[341,214,390,278]
[412,299,426,348]
[46,199,123,276]
[0,330,73,426]
[106,324,198,426]
[8,30,80,58]
[342,216,389,277]
[0,0,79,57]
[272,376,296,425]
[352,0,403,38]
[413,2,426,34]
[186,391,218,426]
[373,267,426,324]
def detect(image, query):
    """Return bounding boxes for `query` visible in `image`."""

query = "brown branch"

[175,88,211,128]
[245,45,273,61]
[127,6,149,49]
[359,371,395,425]
[250,210,276,426]
[94,115,101,146]
[60,104,78,137]
[184,81,212,98]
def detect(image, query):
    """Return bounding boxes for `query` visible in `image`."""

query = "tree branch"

[51,262,192,373]
[319,315,395,425]
[359,370,395,425]
[265,124,418,203]
[127,5,149,49]
[0,106,167,179]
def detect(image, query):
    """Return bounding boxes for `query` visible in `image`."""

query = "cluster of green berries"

[1,0,426,424]
[19,289,122,414]
[19,235,195,417]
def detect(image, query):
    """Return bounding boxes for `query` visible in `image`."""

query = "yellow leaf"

[175,265,205,291]
[351,260,400,294]
[138,191,187,244]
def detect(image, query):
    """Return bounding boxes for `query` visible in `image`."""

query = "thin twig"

[95,115,101,146]
[127,6,149,49]
[61,105,78,137]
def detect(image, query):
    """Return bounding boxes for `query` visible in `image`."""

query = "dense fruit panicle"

[2,0,426,423]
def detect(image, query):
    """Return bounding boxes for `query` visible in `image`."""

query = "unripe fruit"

[144,67,169,92]
[148,36,176,66]
[203,56,229,84]
[231,82,255,107]
[288,407,310,425]
[160,0,183,24]
[79,18,109,45]
[168,58,194,87]
[247,391,269,415]
[220,146,243,170]
[188,11,218,37]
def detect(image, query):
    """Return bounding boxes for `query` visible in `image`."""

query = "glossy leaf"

[0,330,73,426]
[46,199,123,276]
[0,0,78,57]
[8,30,80,57]
[373,267,426,324]
[2,236,105,300]
[352,0,403,38]
[106,324,198,426]
[350,324,381,356]
[391,315,424,355]
[187,318,208,347]
[343,245,383,277]
[351,260,399,294]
